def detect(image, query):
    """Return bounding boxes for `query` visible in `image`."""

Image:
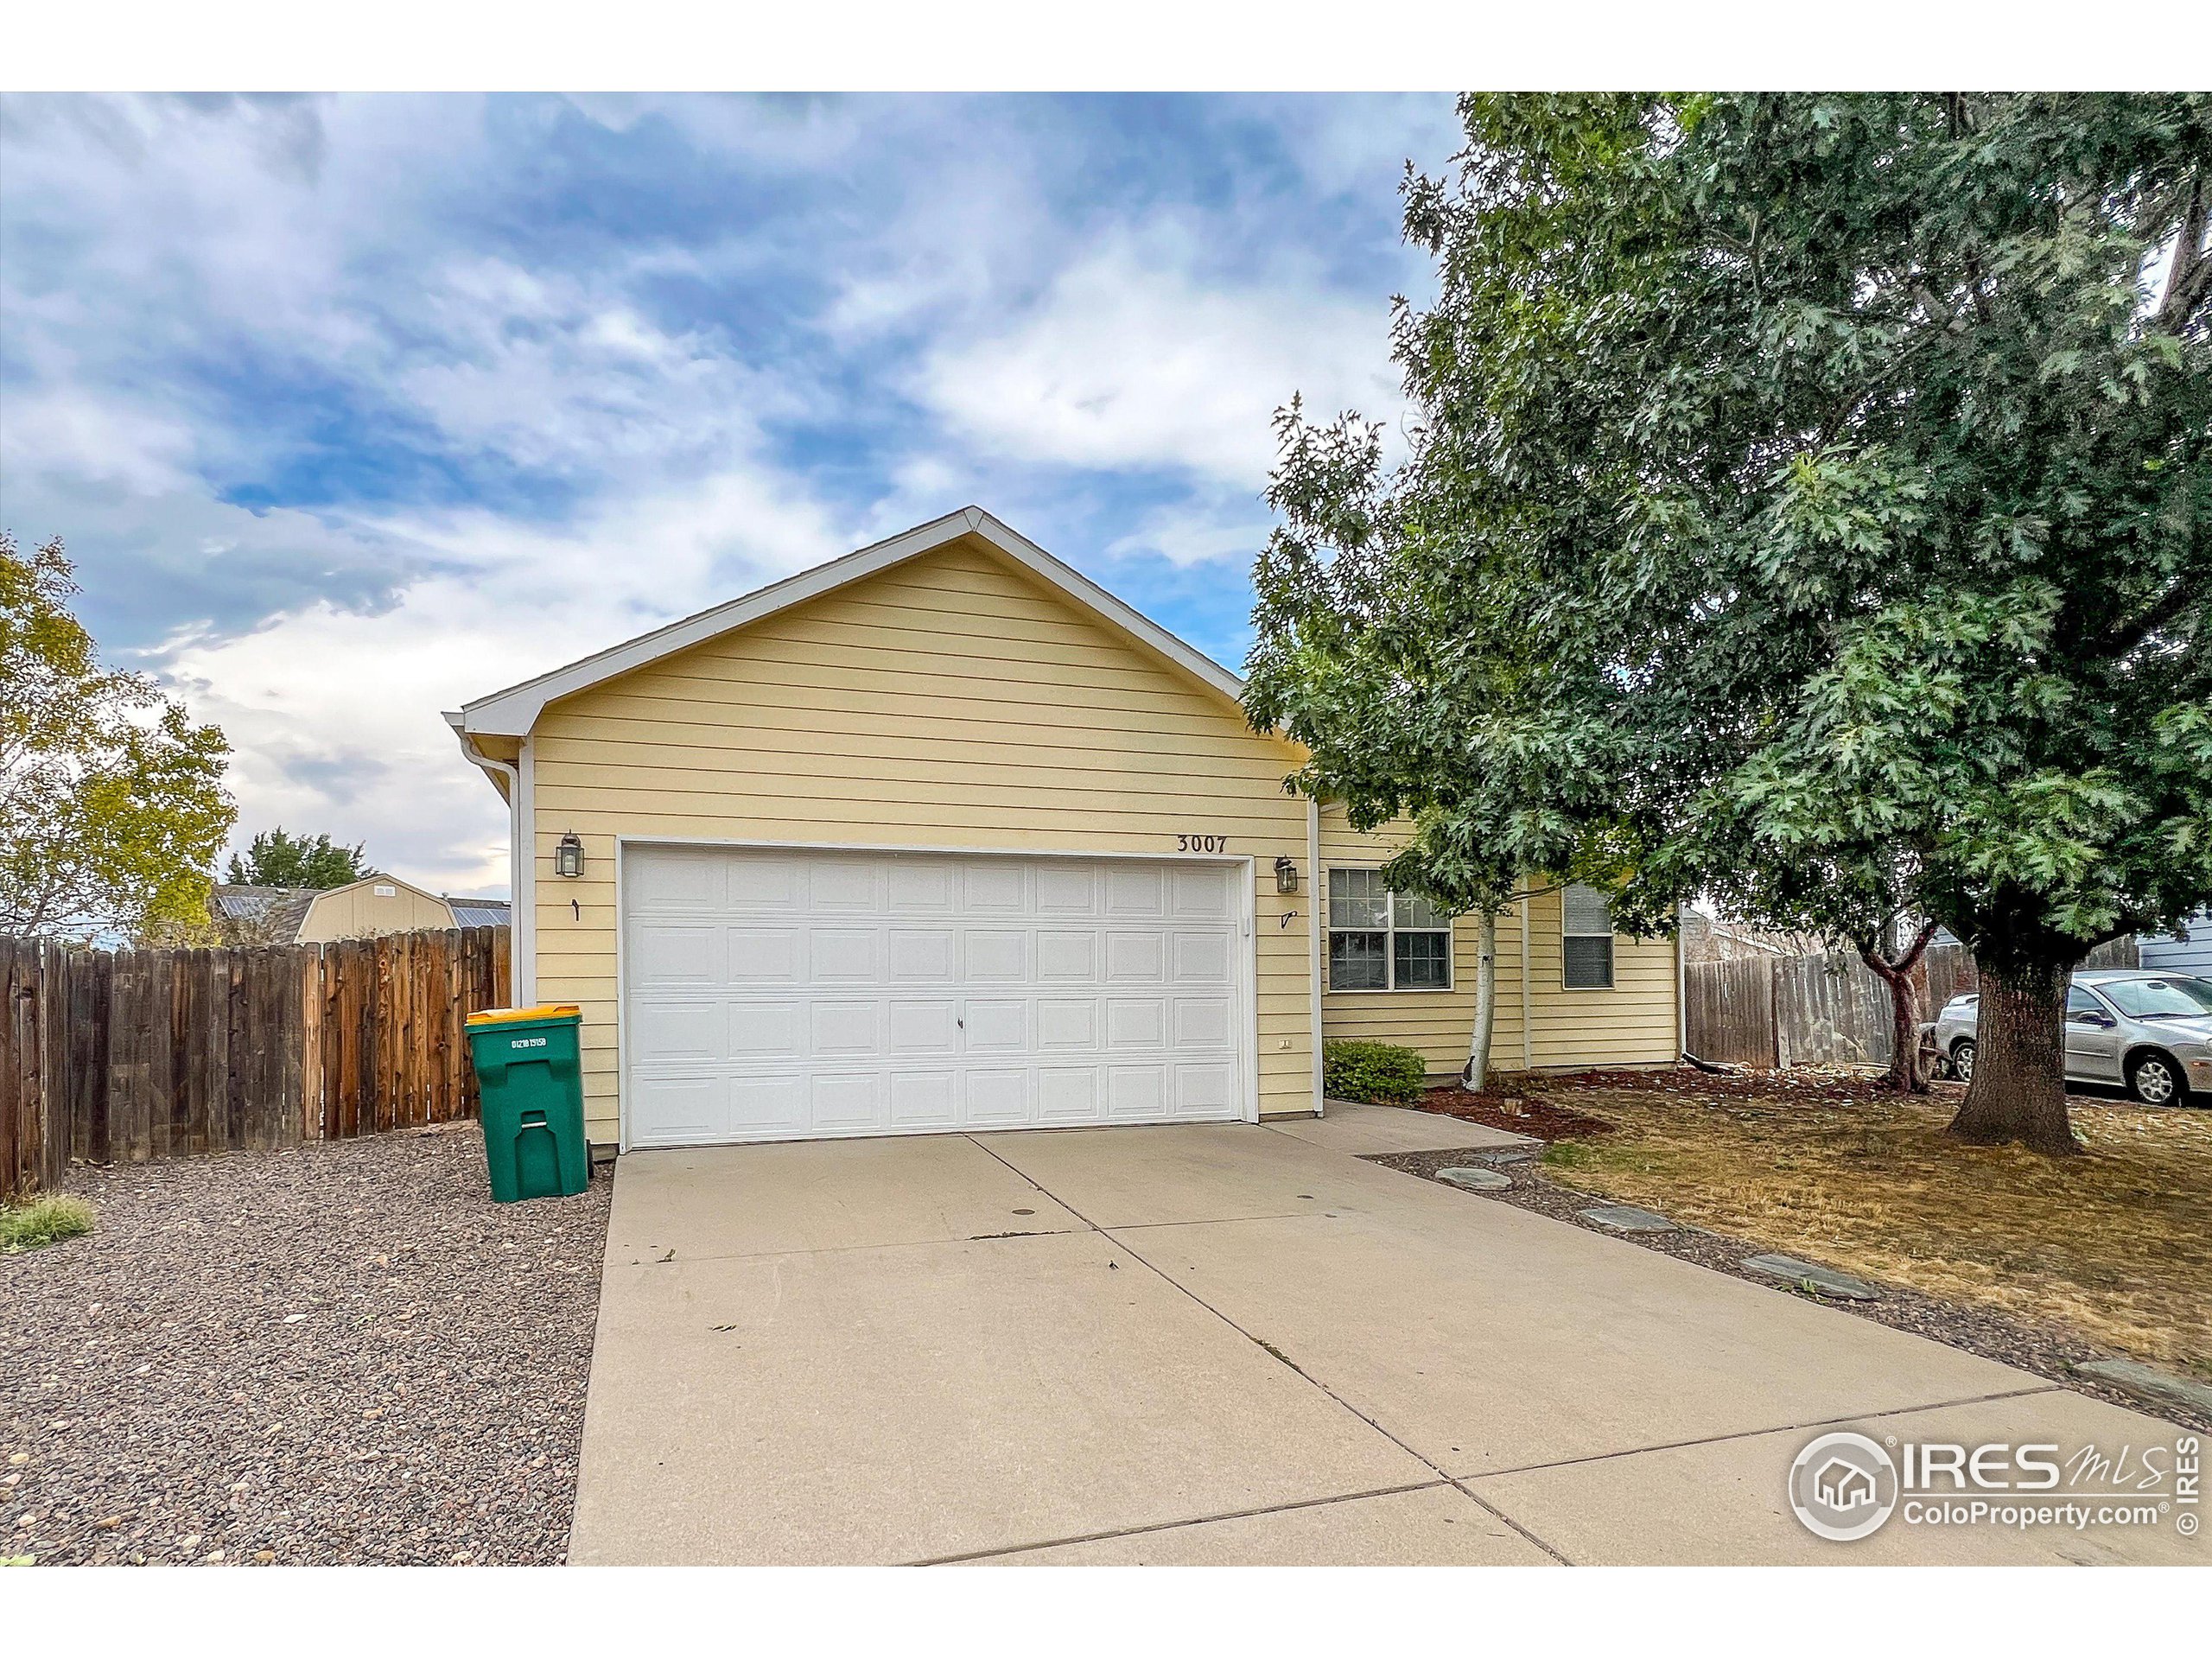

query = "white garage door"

[620,845,1249,1147]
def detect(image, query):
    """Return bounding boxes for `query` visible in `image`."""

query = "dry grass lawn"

[1536,1078,2212,1382]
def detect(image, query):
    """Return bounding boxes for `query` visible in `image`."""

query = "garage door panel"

[888,928,956,980]
[631,1073,728,1142]
[888,1070,959,1128]
[1175,1063,1236,1119]
[731,1002,805,1058]
[963,999,1027,1051]
[1035,863,1097,913]
[963,863,1026,911]
[730,1074,806,1137]
[810,1072,882,1132]
[810,928,877,980]
[1106,1065,1167,1120]
[628,1000,724,1062]
[1105,865,1164,914]
[887,860,957,909]
[1035,998,1099,1050]
[809,1000,882,1057]
[628,848,723,910]
[1106,931,1166,982]
[726,927,800,982]
[808,861,878,911]
[1173,931,1232,984]
[964,1068,1031,1126]
[1039,1066,1103,1124]
[1170,997,1232,1048]
[965,930,1027,980]
[1107,997,1166,1048]
[1172,865,1233,918]
[726,855,801,909]
[1035,930,1098,980]
[887,999,959,1056]
[622,848,1249,1147]
[632,923,723,987]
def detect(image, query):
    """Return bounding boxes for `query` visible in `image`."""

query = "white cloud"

[148,465,860,895]
[914,230,1403,490]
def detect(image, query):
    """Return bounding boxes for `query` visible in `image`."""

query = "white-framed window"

[1327,868,1452,992]
[1562,882,1615,988]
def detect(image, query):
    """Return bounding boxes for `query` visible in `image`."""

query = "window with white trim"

[1562,882,1615,988]
[1327,868,1452,991]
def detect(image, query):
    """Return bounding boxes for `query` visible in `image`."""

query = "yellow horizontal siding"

[525,537,1315,1141]
[1315,808,1678,1077]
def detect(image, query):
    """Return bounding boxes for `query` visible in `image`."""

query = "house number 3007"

[1176,833,1228,854]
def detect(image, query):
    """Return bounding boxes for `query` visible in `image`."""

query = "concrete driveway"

[569,1105,2200,1566]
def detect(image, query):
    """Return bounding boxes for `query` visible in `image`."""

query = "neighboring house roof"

[209,884,318,939]
[447,505,1249,743]
[446,897,512,929]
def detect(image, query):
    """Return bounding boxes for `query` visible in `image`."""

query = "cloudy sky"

[0,92,1454,897]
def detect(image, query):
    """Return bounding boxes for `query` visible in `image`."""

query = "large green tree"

[1247,94,2212,1154]
[226,827,374,890]
[0,532,235,942]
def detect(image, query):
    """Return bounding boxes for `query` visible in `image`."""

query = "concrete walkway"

[569,1106,2202,1566]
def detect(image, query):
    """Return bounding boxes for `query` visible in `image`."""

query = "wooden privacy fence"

[1685,935,2138,1071]
[2,925,510,1203]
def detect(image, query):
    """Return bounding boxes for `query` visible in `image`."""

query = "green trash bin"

[467,1004,589,1203]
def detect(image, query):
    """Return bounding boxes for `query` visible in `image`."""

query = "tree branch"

[2156,174,2210,334]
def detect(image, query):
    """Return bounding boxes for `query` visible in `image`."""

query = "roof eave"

[453,505,1249,739]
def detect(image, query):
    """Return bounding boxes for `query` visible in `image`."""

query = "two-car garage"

[620,843,1253,1147]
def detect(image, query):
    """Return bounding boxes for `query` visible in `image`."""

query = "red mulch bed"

[1404,1063,1961,1137]
[1408,1084,1619,1140]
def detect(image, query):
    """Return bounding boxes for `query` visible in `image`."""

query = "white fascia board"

[454,505,1249,738]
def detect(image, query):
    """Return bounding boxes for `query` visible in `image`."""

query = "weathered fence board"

[1688,934,2143,1073]
[0,925,509,1202]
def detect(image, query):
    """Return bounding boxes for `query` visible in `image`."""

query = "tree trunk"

[1859,954,1927,1093]
[1462,910,1498,1091]
[1947,957,2079,1154]
[1859,919,1939,1094]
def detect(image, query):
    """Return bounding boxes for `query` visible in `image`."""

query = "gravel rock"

[0,1123,610,1565]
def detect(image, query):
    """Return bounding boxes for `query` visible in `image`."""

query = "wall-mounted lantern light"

[555,831,585,880]
[1274,856,1299,895]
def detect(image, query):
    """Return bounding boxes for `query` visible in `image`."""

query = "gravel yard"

[1,1123,610,1566]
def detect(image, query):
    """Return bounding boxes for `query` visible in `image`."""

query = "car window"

[2065,986,2102,1017]
[2095,977,2212,1019]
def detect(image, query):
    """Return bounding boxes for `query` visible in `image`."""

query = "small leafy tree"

[0,532,234,942]
[226,827,374,890]
[1249,94,2212,1155]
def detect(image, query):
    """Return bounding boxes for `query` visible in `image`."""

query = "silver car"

[1930,969,2212,1106]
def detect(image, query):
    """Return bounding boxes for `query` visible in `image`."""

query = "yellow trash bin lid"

[467,1003,582,1028]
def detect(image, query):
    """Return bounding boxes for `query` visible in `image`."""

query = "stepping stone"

[1579,1204,1678,1233]
[1741,1253,1879,1301]
[2074,1357,2212,1420]
[1436,1166,1512,1192]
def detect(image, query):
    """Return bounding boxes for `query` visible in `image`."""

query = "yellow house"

[449,507,1680,1151]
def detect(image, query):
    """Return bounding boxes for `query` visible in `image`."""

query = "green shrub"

[1322,1039,1430,1105]
[0,1193,94,1254]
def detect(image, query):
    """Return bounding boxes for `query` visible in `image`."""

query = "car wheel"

[1950,1039,1976,1084]
[2127,1052,2189,1108]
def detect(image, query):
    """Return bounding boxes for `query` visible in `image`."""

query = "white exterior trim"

[456,506,1248,739]
[443,715,534,1005]
[610,833,1263,1153]
[1306,797,1324,1115]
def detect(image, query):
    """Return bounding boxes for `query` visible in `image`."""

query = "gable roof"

[448,506,1248,741]
[210,884,317,940]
